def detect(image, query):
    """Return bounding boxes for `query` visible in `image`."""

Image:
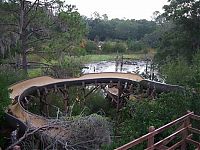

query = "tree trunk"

[19,0,28,74]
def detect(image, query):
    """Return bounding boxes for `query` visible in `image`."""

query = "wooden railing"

[116,111,200,150]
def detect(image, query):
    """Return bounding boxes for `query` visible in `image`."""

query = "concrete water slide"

[7,73,143,129]
[6,72,184,143]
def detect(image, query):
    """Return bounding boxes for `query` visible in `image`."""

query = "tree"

[161,0,200,59]
[42,7,87,62]
[1,0,52,73]
[0,0,86,74]
[85,17,157,42]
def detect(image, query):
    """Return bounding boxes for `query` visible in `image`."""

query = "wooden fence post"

[181,111,192,150]
[147,126,155,150]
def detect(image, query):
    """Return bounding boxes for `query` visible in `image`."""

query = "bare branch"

[25,36,50,46]
[0,23,18,27]
[24,0,39,17]
[6,124,52,150]
[24,0,40,30]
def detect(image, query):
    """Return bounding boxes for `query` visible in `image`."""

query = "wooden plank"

[115,131,155,150]
[190,114,200,121]
[152,112,192,135]
[188,127,200,135]
[37,89,40,97]
[167,135,192,150]
[167,139,185,150]
[186,138,200,148]
[54,84,58,92]
[147,126,155,150]
[146,127,187,150]
[156,145,168,150]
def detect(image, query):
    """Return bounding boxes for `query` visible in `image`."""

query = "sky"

[66,0,168,20]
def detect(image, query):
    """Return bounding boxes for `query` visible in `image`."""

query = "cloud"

[66,0,167,20]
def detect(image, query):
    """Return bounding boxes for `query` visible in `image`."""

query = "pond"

[82,60,164,82]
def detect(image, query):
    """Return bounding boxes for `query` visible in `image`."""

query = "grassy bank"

[27,52,151,77]
[80,53,146,63]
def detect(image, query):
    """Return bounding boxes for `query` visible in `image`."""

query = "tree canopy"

[155,0,200,62]
[0,0,87,73]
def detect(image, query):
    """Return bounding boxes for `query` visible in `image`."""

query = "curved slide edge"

[7,72,144,129]
[6,72,185,143]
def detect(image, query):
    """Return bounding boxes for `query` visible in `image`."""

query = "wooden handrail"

[115,112,193,150]
[152,112,193,135]
[190,114,200,121]
[188,127,200,135]
[146,127,187,150]
[186,138,200,148]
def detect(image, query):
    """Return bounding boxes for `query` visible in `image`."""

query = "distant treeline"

[85,16,157,41]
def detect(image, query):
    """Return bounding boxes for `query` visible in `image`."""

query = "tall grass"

[81,53,145,63]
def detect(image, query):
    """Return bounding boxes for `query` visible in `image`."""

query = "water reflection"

[82,60,164,82]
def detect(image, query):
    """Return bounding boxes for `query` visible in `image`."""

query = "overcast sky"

[66,0,168,20]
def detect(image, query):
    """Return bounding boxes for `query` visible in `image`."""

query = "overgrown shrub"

[127,40,145,52]
[0,64,27,85]
[42,56,84,78]
[0,75,10,119]
[102,41,127,53]
[105,91,200,149]
[113,42,127,53]
[102,41,115,53]
[160,57,193,86]
[85,90,110,114]
[85,40,98,54]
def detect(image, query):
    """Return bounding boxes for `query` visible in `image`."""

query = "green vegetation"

[0,0,200,149]
[81,53,145,63]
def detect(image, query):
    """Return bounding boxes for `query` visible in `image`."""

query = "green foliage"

[85,40,98,54]
[155,26,192,62]
[0,65,27,147]
[105,91,199,149]
[155,0,200,62]
[28,68,42,78]
[114,42,127,53]
[102,41,127,53]
[192,50,200,89]
[0,75,10,118]
[0,0,87,74]
[86,16,157,41]
[0,65,27,85]
[42,56,83,78]
[160,51,200,88]
[102,41,115,53]
[85,90,110,114]
[127,40,145,52]
[160,57,193,86]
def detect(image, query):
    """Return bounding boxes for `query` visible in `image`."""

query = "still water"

[82,60,163,82]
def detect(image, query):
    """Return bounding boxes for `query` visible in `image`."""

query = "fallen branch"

[6,124,53,150]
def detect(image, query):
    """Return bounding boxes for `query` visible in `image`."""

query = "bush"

[102,41,127,53]
[160,57,193,86]
[85,90,110,114]
[85,40,98,54]
[192,50,200,89]
[113,42,127,53]
[42,56,84,78]
[0,75,10,119]
[102,41,115,53]
[105,91,199,149]
[127,40,145,52]
[0,64,27,85]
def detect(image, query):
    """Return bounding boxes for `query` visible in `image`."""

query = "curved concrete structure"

[7,73,143,129]
[6,72,184,144]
